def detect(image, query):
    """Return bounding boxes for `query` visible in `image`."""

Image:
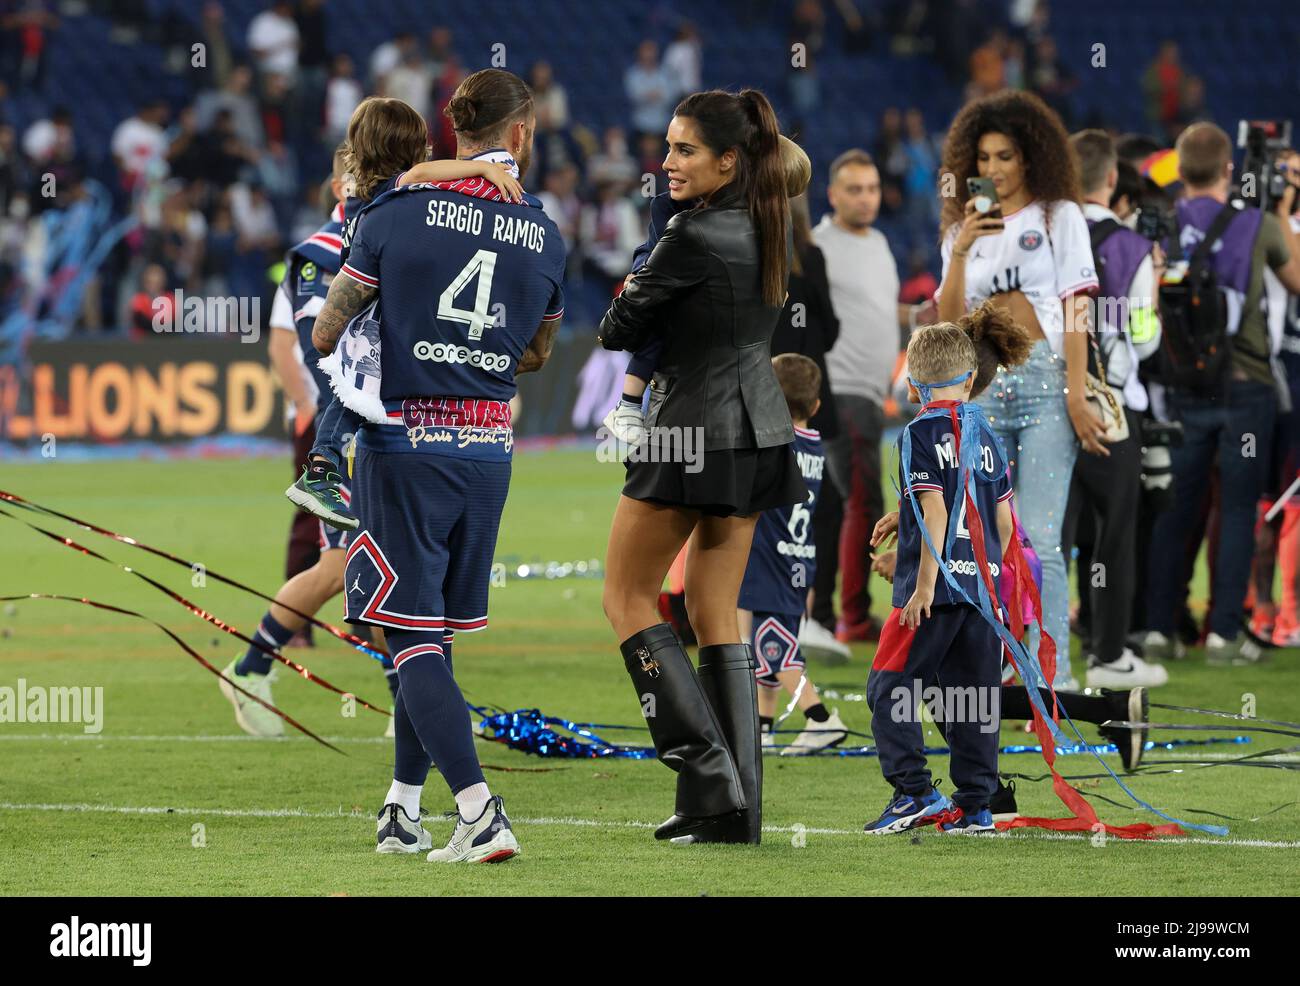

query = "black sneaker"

[285,466,359,531]
[990,779,1018,821]
[1098,687,1149,772]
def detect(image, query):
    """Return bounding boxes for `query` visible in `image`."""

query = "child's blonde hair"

[906,322,977,387]
[779,135,812,198]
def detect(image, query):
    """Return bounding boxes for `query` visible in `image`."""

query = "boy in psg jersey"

[737,354,847,754]
[862,321,1013,836]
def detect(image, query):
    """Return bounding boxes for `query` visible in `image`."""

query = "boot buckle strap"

[635,645,661,678]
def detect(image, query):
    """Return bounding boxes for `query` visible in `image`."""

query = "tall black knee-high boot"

[688,642,763,844]
[620,623,745,840]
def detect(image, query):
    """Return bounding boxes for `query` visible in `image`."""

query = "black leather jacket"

[598,196,794,451]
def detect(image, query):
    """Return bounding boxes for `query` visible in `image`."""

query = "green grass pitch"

[1,449,1298,896]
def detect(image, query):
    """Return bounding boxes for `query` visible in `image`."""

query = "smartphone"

[967,177,1002,221]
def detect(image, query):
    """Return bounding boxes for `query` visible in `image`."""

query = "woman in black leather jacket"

[598,89,805,845]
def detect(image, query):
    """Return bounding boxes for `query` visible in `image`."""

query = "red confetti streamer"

[0,488,387,659]
[0,506,390,718]
[0,593,342,753]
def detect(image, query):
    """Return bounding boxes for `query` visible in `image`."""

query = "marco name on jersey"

[908,436,1002,579]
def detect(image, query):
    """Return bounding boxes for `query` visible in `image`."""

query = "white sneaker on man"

[797,618,852,664]
[780,711,848,756]
[218,658,284,737]
[761,730,776,751]
[601,403,645,445]
[1205,632,1265,666]
[375,803,433,854]
[1086,649,1169,689]
[427,795,520,863]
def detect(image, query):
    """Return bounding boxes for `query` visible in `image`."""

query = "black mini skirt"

[623,440,807,517]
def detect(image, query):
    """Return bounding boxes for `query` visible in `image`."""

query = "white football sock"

[455,783,492,821]
[385,780,422,820]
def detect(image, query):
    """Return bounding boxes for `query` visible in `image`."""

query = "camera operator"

[1144,123,1300,666]
[1250,149,1300,647]
[1063,130,1167,688]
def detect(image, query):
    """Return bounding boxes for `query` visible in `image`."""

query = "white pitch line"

[0,802,1296,849]
[0,734,393,743]
[0,734,1296,762]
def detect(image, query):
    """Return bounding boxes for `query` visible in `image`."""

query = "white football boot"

[218,658,284,737]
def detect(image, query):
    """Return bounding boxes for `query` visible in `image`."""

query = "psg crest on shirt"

[1019,230,1044,251]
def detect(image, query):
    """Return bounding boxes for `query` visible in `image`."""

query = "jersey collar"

[468,147,519,179]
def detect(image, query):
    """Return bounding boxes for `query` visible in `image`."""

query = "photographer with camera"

[1247,148,1300,648]
[1063,130,1167,688]
[1143,123,1300,666]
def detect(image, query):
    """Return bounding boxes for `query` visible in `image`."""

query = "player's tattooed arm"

[518,316,562,374]
[313,272,377,355]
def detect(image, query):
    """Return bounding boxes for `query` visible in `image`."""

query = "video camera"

[1135,206,1174,243]
[1140,418,1184,511]
[1237,119,1294,211]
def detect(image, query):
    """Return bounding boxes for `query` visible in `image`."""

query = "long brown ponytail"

[673,88,790,306]
[741,89,790,307]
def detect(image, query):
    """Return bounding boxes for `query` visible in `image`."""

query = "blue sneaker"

[939,806,996,834]
[863,788,952,835]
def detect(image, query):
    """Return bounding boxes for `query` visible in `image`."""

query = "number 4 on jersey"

[438,249,499,340]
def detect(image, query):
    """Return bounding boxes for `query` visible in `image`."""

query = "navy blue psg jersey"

[339,174,401,267]
[892,408,1013,609]
[341,182,565,405]
[279,203,343,411]
[739,427,825,615]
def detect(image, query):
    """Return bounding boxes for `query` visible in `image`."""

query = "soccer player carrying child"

[862,319,1014,835]
[286,95,526,531]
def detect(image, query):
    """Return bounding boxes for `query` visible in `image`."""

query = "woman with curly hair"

[934,89,1104,689]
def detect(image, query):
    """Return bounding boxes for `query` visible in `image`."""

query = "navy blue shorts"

[344,446,511,636]
[751,611,804,687]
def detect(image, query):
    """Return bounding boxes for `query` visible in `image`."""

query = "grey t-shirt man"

[812,215,900,405]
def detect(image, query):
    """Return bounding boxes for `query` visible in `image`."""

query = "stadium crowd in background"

[5,0,1300,709]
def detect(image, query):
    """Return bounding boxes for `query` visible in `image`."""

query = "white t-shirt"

[813,216,901,404]
[325,77,364,137]
[938,198,1099,356]
[271,285,321,425]
[23,119,57,161]
[110,117,166,177]
[247,11,299,76]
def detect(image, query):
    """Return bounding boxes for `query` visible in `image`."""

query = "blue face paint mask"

[907,370,973,405]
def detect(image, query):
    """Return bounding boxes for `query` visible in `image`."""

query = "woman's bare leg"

[683,513,761,647]
[603,495,700,642]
